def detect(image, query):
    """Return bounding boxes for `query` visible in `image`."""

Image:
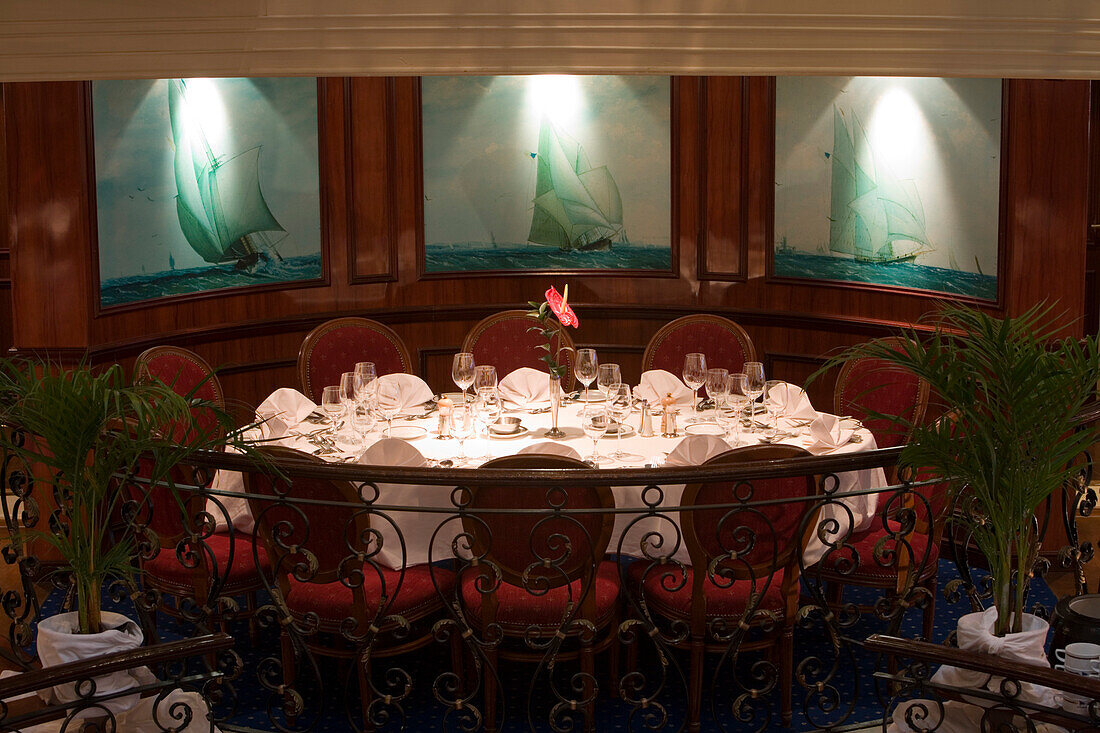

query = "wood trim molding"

[5,4,1100,80]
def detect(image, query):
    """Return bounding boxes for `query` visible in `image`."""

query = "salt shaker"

[436,397,453,439]
[660,392,678,437]
[639,402,654,437]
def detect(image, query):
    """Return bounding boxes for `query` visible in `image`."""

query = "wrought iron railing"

[0,433,1095,732]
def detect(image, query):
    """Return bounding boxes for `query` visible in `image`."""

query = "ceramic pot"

[1050,593,1100,664]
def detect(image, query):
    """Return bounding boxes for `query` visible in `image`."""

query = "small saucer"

[685,423,726,436]
[387,425,427,440]
[488,425,530,439]
[606,423,635,437]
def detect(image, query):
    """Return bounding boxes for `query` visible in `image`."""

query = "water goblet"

[473,365,498,393]
[607,383,643,462]
[378,380,402,437]
[353,362,378,438]
[338,372,362,447]
[705,368,730,421]
[742,362,766,432]
[596,363,621,400]
[321,386,344,436]
[581,406,610,467]
[474,386,502,439]
[683,353,707,422]
[716,405,740,444]
[451,406,474,465]
[452,352,475,407]
[764,379,784,439]
[575,348,598,413]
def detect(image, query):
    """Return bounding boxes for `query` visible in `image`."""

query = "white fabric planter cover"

[889,607,1066,732]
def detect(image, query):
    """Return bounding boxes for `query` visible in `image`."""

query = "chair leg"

[780,628,793,727]
[483,646,499,733]
[826,581,843,609]
[922,579,937,641]
[449,624,466,698]
[246,590,258,643]
[607,610,621,699]
[687,637,704,733]
[581,635,596,733]
[280,631,297,729]
[358,652,374,733]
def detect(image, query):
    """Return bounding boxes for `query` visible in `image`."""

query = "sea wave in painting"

[100,253,323,307]
[773,250,997,301]
[424,241,671,273]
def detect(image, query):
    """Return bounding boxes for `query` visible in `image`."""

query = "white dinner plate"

[386,425,427,441]
[574,391,606,403]
[606,423,635,437]
[685,423,726,436]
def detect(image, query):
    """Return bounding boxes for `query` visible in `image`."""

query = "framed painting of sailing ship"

[419,75,674,277]
[91,77,325,310]
[770,77,1004,303]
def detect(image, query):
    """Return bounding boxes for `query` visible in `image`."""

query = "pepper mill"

[436,397,454,439]
[639,402,654,437]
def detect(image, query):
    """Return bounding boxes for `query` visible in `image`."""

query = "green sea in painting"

[773,250,997,301]
[425,241,671,272]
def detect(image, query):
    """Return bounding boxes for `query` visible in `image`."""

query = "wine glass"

[581,406,609,467]
[682,353,708,422]
[474,386,502,439]
[321,386,344,436]
[764,379,784,439]
[742,362,766,434]
[338,372,360,446]
[596,363,621,400]
[715,404,740,445]
[726,374,750,445]
[607,383,643,462]
[451,405,473,465]
[575,349,598,411]
[705,368,730,421]
[473,365,498,393]
[378,380,402,437]
[452,352,475,407]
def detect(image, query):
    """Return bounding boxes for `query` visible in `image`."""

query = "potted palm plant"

[823,304,1100,722]
[0,358,254,711]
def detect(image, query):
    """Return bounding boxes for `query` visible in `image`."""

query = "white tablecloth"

[212,389,887,569]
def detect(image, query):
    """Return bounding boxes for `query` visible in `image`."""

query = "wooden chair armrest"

[865,633,1100,702]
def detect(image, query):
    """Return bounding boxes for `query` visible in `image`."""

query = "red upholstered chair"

[832,336,930,451]
[628,444,819,728]
[297,317,414,403]
[460,310,577,391]
[245,446,458,728]
[641,315,757,376]
[131,346,269,634]
[460,454,618,733]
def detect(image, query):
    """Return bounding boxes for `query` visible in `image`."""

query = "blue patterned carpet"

[40,558,1057,732]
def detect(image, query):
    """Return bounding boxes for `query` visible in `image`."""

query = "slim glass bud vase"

[545,374,565,438]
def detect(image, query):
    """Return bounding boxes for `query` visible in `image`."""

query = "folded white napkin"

[807,413,854,452]
[664,434,732,467]
[634,369,694,407]
[359,436,428,468]
[517,442,582,460]
[374,373,433,412]
[255,388,318,438]
[767,382,819,421]
[498,366,556,405]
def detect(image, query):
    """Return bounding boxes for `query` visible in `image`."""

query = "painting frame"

[415,76,680,281]
[88,77,331,316]
[765,77,1008,308]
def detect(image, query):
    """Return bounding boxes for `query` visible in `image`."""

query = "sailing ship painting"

[422,76,670,273]
[93,77,322,307]
[773,77,1001,301]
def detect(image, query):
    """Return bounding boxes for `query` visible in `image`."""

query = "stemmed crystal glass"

[473,365,498,393]
[321,386,343,436]
[726,373,750,445]
[742,362,766,434]
[452,352,475,407]
[682,353,708,422]
[575,349,598,412]
[353,362,378,438]
[607,383,643,462]
[596,363,621,400]
[705,368,730,421]
[764,379,783,439]
[581,406,609,467]
[378,380,402,438]
[475,386,502,439]
[451,405,473,466]
[338,372,361,446]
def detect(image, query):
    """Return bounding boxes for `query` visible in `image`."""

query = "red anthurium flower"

[545,285,579,328]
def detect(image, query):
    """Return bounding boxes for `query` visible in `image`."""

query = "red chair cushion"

[648,321,751,376]
[628,560,787,620]
[467,316,574,388]
[837,359,923,449]
[145,531,269,592]
[460,560,620,631]
[286,565,454,626]
[818,520,939,582]
[305,325,407,401]
[140,352,223,442]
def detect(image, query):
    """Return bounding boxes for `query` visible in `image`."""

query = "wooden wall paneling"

[0,84,10,354]
[6,82,92,350]
[763,351,832,409]
[347,77,398,284]
[698,77,748,281]
[1002,78,1090,335]
[1085,80,1100,335]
